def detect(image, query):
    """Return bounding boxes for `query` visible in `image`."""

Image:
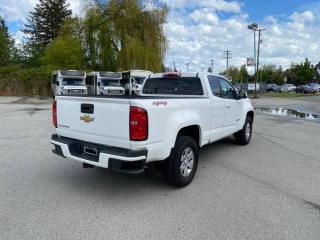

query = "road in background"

[1,97,320,240]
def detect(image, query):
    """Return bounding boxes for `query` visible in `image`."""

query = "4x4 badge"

[80,115,94,123]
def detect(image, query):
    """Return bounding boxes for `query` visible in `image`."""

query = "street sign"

[246,66,255,76]
[246,57,255,66]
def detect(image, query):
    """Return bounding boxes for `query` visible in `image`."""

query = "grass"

[251,92,320,98]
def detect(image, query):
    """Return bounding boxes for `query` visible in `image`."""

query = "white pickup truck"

[51,72,254,187]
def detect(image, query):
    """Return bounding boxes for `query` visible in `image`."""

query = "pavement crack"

[258,134,320,163]
[219,161,297,199]
[219,161,320,214]
[255,131,320,148]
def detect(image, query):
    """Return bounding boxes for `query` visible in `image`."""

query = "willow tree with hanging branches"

[82,0,168,72]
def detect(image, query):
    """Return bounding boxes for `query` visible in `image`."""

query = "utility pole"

[173,61,177,72]
[223,50,232,77]
[253,31,257,74]
[186,63,190,72]
[248,23,258,98]
[248,23,265,98]
[256,28,265,88]
[210,59,214,72]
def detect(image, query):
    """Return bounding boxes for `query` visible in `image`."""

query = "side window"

[143,77,203,95]
[52,74,57,82]
[207,75,221,97]
[178,78,203,95]
[220,78,237,99]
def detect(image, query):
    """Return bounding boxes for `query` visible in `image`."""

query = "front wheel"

[164,136,199,188]
[234,116,253,145]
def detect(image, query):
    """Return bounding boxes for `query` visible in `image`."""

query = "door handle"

[81,104,94,114]
[226,106,231,109]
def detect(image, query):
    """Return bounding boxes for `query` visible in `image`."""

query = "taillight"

[52,100,57,128]
[163,72,181,78]
[130,106,148,141]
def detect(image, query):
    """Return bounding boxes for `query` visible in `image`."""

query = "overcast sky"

[1,0,320,72]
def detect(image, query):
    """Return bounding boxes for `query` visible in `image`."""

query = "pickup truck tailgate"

[56,96,131,149]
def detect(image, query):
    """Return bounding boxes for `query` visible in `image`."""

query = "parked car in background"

[303,83,320,94]
[266,83,280,92]
[279,84,296,92]
[86,71,124,96]
[295,85,306,93]
[51,70,88,96]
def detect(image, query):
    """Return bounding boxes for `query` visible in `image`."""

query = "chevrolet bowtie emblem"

[80,115,94,123]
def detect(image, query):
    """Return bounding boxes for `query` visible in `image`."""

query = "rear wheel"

[164,136,198,188]
[234,116,253,145]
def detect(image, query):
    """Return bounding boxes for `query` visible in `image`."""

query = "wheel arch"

[247,110,254,121]
[175,125,201,148]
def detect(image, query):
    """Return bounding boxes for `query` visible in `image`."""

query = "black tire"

[234,116,253,145]
[164,136,199,188]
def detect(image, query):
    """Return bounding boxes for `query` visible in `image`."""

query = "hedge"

[0,65,52,96]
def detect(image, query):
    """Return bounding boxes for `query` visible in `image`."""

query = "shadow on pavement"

[44,137,239,200]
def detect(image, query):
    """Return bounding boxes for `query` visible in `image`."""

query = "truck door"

[219,78,241,134]
[207,75,225,141]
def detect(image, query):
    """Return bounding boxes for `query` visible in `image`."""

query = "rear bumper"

[50,134,147,174]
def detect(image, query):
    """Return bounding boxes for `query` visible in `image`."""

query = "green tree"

[228,66,240,82]
[220,66,240,82]
[42,35,84,69]
[23,0,72,64]
[41,18,84,69]
[0,16,14,66]
[259,64,283,85]
[82,7,116,71]
[239,65,249,83]
[71,0,169,71]
[287,58,316,85]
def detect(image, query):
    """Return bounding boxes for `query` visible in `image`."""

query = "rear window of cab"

[142,77,204,95]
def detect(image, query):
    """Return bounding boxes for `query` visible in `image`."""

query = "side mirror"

[238,90,248,99]
[97,82,101,87]
[55,81,60,86]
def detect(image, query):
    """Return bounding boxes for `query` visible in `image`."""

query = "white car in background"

[279,84,296,92]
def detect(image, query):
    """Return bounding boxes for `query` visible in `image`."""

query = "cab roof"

[122,70,153,77]
[53,70,86,77]
[149,72,224,79]
[87,71,122,79]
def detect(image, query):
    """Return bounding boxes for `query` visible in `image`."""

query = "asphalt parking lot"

[1,96,320,240]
